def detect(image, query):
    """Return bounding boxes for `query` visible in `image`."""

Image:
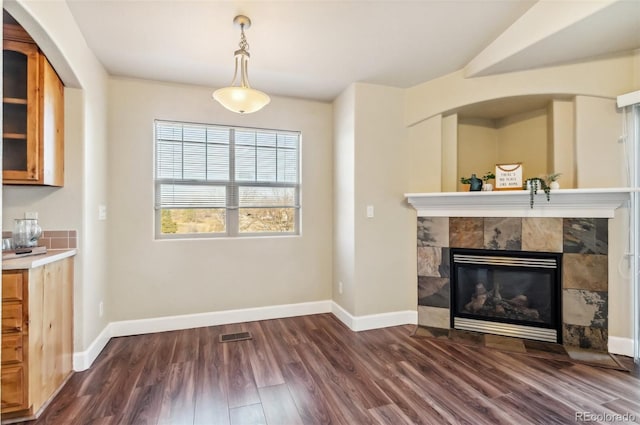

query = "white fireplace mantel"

[405,188,636,218]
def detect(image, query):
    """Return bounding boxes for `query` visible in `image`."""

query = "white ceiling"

[64,0,640,102]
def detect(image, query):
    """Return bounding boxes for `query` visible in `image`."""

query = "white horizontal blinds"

[159,184,226,208]
[155,121,230,210]
[155,119,300,214]
[234,129,300,209]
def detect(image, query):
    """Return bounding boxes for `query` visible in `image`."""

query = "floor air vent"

[219,331,252,343]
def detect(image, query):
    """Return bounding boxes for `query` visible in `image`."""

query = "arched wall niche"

[438,93,623,192]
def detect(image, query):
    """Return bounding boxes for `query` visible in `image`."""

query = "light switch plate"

[366,205,374,218]
[98,205,107,220]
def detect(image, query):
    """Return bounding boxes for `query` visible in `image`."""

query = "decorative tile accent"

[563,324,608,351]
[417,247,442,277]
[417,305,450,329]
[3,230,77,249]
[417,214,612,353]
[563,254,607,291]
[39,230,78,250]
[418,276,449,308]
[563,218,608,254]
[449,217,483,248]
[563,289,607,328]
[483,217,521,250]
[417,217,449,247]
[522,218,563,252]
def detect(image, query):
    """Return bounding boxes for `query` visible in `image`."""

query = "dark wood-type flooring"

[20,313,640,425]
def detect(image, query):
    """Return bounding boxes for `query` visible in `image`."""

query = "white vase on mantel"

[482,183,493,191]
[550,181,560,190]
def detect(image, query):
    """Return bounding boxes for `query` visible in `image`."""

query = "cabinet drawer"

[2,333,24,364]
[1,364,26,411]
[2,304,23,333]
[2,272,24,302]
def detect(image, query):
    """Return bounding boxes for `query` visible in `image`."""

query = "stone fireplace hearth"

[406,189,632,353]
[416,216,609,350]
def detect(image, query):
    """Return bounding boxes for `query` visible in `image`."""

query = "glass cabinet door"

[2,39,39,182]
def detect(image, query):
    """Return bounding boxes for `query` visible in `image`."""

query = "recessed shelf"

[3,133,27,140]
[3,97,27,105]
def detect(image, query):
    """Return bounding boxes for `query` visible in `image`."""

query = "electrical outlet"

[99,301,104,317]
[338,281,343,294]
[25,211,38,220]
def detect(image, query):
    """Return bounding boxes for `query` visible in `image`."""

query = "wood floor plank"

[305,326,391,409]
[116,384,164,425]
[193,326,230,425]
[246,321,286,388]
[21,313,640,425]
[368,403,414,425]
[224,338,261,409]
[136,331,178,388]
[293,340,375,425]
[282,360,342,425]
[258,384,303,425]
[229,403,266,425]
[157,361,196,425]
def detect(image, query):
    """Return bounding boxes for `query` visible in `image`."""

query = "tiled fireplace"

[416,216,608,349]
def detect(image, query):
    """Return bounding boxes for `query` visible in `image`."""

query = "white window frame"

[154,120,301,239]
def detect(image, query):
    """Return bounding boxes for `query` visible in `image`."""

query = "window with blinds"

[154,120,300,238]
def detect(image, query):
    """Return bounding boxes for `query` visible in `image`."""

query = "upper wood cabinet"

[2,15,64,186]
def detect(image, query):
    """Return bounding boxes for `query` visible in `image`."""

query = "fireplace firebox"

[450,248,562,343]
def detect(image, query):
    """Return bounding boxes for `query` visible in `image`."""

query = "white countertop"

[2,248,77,270]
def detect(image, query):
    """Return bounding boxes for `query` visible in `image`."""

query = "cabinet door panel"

[2,39,39,182]
[1,365,26,411]
[2,271,24,302]
[2,304,23,333]
[2,333,24,363]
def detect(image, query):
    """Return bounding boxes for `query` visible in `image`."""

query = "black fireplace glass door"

[454,265,555,327]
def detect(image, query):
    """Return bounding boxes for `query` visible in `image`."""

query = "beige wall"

[497,109,548,180]
[352,83,415,316]
[575,96,625,188]
[333,85,356,313]
[457,118,497,191]
[107,78,333,321]
[4,1,110,355]
[549,100,576,188]
[408,115,442,193]
[407,53,637,126]
[333,83,416,317]
[441,114,458,192]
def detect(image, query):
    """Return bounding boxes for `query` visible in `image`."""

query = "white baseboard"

[608,336,634,357]
[108,300,332,338]
[73,323,112,371]
[73,300,418,372]
[331,301,417,331]
[73,300,332,371]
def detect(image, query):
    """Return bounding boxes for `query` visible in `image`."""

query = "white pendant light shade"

[213,87,270,114]
[213,15,270,114]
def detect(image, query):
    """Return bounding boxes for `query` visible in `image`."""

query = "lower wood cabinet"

[1,256,74,421]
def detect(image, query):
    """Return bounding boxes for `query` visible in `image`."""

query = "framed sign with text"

[495,163,523,190]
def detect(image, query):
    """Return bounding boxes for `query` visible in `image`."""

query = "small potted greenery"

[545,172,562,190]
[460,174,482,191]
[460,171,495,192]
[524,177,551,208]
[482,171,495,191]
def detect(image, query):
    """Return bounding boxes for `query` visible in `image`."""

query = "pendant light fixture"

[213,15,270,114]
